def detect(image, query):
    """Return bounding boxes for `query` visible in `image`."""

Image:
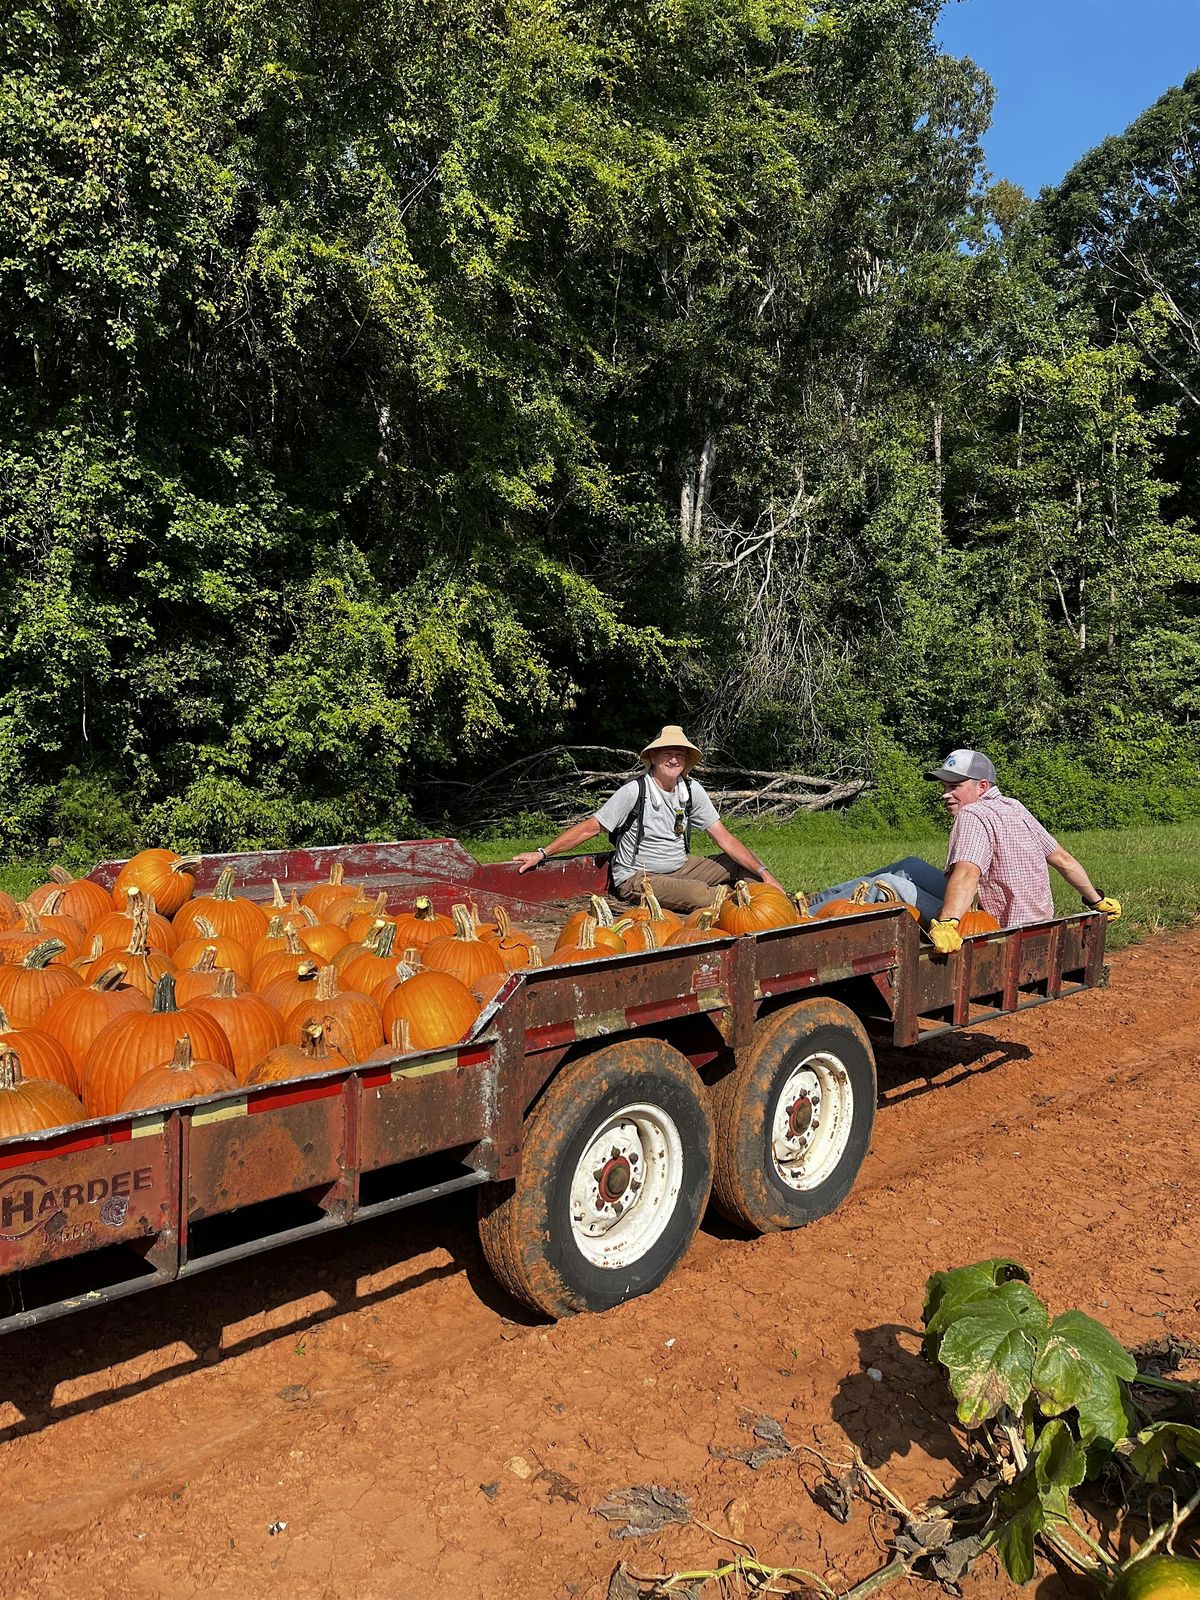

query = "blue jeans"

[807,856,947,923]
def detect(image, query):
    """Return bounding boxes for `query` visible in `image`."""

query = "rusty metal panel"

[0,1115,173,1272]
[520,941,733,1052]
[753,911,904,998]
[358,1050,494,1171]
[1017,929,1053,987]
[89,840,610,924]
[185,1081,347,1220]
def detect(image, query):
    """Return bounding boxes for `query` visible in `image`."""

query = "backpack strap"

[607,773,649,862]
[680,778,693,855]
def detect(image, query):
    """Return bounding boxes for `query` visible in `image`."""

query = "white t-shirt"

[594,775,721,886]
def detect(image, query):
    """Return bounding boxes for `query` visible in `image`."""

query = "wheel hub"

[769,1053,855,1192]
[596,1155,633,1203]
[787,1095,815,1140]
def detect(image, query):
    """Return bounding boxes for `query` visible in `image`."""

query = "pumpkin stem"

[168,1035,195,1072]
[326,864,345,888]
[283,927,304,956]
[39,888,67,916]
[191,946,219,974]
[0,1002,9,1029]
[314,965,339,1002]
[729,879,753,908]
[213,969,239,1000]
[16,902,41,932]
[792,891,811,919]
[212,866,237,902]
[449,905,479,942]
[693,908,717,932]
[127,894,151,957]
[85,934,104,960]
[850,880,871,906]
[389,1016,413,1053]
[301,1023,329,1060]
[195,915,219,938]
[588,895,615,927]
[372,923,398,959]
[400,945,421,968]
[269,878,287,909]
[639,883,668,924]
[494,907,514,939]
[527,944,544,968]
[151,973,179,1014]
[412,895,437,922]
[171,856,202,875]
[93,962,129,990]
[24,939,66,969]
[0,1046,24,1091]
[708,885,729,915]
[578,917,597,951]
[265,915,286,938]
[49,865,74,886]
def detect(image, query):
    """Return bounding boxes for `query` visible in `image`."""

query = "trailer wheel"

[477,1037,715,1318]
[711,998,876,1234]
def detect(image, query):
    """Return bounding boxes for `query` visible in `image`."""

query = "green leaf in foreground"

[1034,1419,1088,1500]
[992,1471,1043,1586]
[1127,1421,1200,1483]
[937,1281,1049,1425]
[1032,1311,1137,1446]
[923,1259,1031,1358]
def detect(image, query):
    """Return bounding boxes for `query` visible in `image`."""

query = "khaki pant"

[612,852,741,914]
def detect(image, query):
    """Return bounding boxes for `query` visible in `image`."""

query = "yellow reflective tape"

[191,1100,248,1126]
[390,1052,459,1080]
[130,1115,166,1139]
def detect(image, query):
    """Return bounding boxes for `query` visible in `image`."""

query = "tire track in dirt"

[1,929,1197,1598]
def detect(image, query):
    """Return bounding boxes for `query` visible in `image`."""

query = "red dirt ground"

[1,929,1196,1600]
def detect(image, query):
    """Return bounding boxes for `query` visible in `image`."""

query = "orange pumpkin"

[423,905,507,986]
[185,969,284,1084]
[172,865,269,948]
[338,922,404,996]
[260,961,324,1017]
[338,892,394,941]
[29,866,114,928]
[684,885,729,927]
[292,907,348,963]
[174,917,253,983]
[391,895,454,950]
[283,964,381,1064]
[83,896,177,998]
[718,879,796,936]
[620,883,682,941]
[0,940,83,1027]
[300,863,360,921]
[547,917,611,966]
[369,948,424,1010]
[868,880,920,923]
[0,1002,81,1095]
[0,1045,85,1139]
[816,882,873,920]
[81,974,235,1119]
[665,908,721,946]
[613,916,662,955]
[489,907,539,971]
[251,927,328,992]
[366,1016,414,1062]
[248,1024,337,1085]
[90,887,178,956]
[113,849,199,916]
[380,970,480,1051]
[117,1035,237,1112]
[557,895,620,950]
[173,946,239,1005]
[959,908,1002,937]
[0,899,86,963]
[39,963,149,1070]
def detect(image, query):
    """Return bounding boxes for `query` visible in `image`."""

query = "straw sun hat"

[639,725,702,773]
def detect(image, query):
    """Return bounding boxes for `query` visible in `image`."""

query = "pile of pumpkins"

[0,853,999,1140]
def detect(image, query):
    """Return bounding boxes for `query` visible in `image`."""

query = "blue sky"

[935,0,1199,196]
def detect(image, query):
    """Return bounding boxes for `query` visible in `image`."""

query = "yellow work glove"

[928,917,963,955]
[1085,894,1122,922]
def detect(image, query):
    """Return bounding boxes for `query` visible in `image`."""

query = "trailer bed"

[0,841,1106,1334]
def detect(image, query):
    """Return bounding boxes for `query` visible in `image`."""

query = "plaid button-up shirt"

[947,788,1058,927]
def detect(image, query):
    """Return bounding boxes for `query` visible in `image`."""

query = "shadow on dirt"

[831,1324,965,1472]
[873,1031,1033,1106]
[0,1189,537,1443]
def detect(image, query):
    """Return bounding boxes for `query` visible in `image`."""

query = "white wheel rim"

[769,1051,854,1191]
[568,1102,685,1270]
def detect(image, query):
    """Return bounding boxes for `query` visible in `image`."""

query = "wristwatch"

[537,846,549,862]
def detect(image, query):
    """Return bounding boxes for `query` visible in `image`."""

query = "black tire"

[477,1038,715,1318]
[710,997,876,1233]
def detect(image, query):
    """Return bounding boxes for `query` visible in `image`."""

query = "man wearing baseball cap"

[925,749,1121,953]
[511,725,785,911]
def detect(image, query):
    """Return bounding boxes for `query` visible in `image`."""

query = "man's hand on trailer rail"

[512,816,602,874]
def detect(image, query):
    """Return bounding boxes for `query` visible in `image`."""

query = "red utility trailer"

[0,840,1107,1329]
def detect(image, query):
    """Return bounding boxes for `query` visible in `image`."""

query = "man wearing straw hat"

[512,725,785,912]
